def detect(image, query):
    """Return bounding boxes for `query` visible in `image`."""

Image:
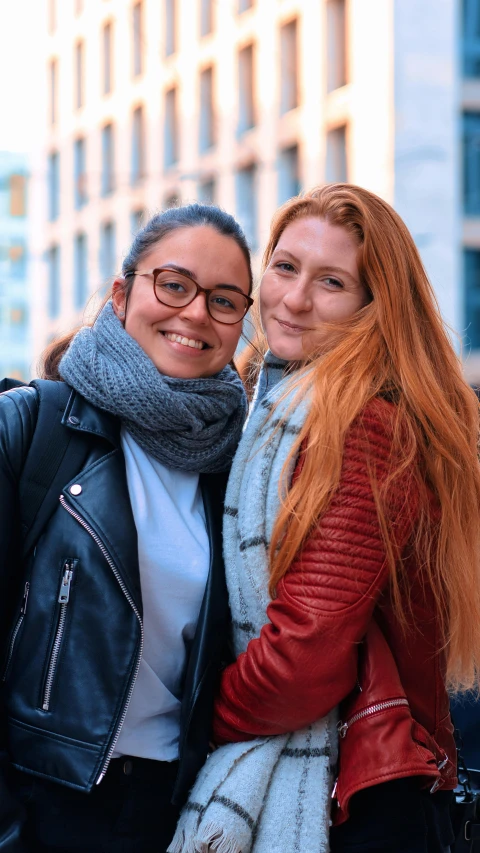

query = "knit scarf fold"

[168,352,338,853]
[59,301,247,473]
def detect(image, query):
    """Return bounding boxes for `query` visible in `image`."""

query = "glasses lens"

[208,289,248,324]
[154,271,195,305]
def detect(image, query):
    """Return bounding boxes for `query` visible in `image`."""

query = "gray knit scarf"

[169,352,338,853]
[59,301,247,473]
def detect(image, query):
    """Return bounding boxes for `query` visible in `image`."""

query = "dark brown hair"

[40,203,253,380]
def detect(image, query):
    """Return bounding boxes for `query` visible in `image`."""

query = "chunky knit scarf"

[169,352,338,853]
[59,301,247,473]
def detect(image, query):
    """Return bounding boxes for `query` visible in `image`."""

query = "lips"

[276,319,310,333]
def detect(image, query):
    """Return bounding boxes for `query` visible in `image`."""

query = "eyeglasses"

[125,267,254,325]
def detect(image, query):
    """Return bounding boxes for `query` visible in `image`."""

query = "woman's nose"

[178,292,210,324]
[282,280,313,313]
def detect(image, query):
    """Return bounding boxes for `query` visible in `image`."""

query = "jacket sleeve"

[213,400,419,743]
[0,388,38,852]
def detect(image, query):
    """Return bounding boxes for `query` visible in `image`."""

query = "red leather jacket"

[213,398,457,824]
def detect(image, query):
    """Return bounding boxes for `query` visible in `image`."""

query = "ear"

[112,278,127,320]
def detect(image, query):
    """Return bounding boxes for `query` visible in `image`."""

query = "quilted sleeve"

[213,400,420,743]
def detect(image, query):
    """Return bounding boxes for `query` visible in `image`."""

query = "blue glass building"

[0,152,30,381]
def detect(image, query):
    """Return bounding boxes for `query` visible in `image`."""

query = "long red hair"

[241,184,480,691]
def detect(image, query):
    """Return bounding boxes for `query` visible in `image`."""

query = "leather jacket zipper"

[59,495,144,784]
[2,582,29,681]
[42,560,75,711]
[337,698,409,738]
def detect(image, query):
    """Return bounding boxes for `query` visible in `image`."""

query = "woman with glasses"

[0,204,252,853]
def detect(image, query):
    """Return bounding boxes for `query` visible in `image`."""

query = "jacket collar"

[61,388,121,448]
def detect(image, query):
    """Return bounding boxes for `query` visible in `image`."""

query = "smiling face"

[260,216,370,362]
[112,225,251,379]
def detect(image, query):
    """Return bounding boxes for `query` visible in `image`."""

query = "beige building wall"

[31,0,396,368]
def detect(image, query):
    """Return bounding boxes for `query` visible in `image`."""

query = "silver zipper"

[2,582,30,681]
[59,495,143,784]
[42,560,75,711]
[337,698,409,738]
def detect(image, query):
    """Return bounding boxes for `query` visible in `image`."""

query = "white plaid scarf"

[169,354,338,853]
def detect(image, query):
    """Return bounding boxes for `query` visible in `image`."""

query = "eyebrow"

[271,250,358,281]
[157,264,246,294]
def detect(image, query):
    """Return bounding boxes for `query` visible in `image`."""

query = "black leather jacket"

[0,384,230,850]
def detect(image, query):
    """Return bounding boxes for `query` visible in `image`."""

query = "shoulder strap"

[19,380,87,557]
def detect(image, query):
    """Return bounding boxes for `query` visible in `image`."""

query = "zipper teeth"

[42,605,68,710]
[338,698,409,737]
[59,495,143,783]
[2,615,24,681]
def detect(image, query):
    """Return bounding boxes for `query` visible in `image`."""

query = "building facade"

[0,152,30,380]
[30,0,474,376]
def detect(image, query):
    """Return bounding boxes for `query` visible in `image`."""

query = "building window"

[164,87,178,168]
[164,193,179,208]
[464,112,480,215]
[131,208,145,234]
[235,164,257,250]
[48,151,60,221]
[165,0,177,56]
[280,19,298,114]
[9,306,27,326]
[9,242,27,279]
[9,175,26,217]
[463,0,480,78]
[49,59,58,125]
[103,21,113,94]
[200,0,213,36]
[101,123,114,196]
[465,249,480,348]
[326,125,347,182]
[48,0,56,33]
[238,0,253,12]
[199,66,215,152]
[278,145,300,204]
[131,106,145,184]
[99,221,116,284]
[48,245,61,319]
[326,0,346,92]
[75,40,85,109]
[132,1,143,77]
[74,137,87,209]
[238,45,255,135]
[198,178,216,203]
[74,232,88,309]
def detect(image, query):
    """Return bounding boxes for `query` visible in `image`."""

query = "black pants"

[11,756,180,853]
[330,778,454,853]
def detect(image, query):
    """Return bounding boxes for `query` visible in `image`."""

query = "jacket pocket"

[2,581,30,681]
[40,558,77,712]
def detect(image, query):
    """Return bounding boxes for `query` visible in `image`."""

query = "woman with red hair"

[209,184,480,852]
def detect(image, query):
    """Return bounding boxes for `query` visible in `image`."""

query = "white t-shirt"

[114,429,210,761]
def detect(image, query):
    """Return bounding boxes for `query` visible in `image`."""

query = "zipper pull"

[20,582,30,615]
[337,720,348,739]
[58,562,74,604]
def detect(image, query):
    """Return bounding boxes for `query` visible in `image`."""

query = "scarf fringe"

[197,822,244,853]
[168,823,244,853]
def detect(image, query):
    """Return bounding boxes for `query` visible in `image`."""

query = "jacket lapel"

[61,448,142,615]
